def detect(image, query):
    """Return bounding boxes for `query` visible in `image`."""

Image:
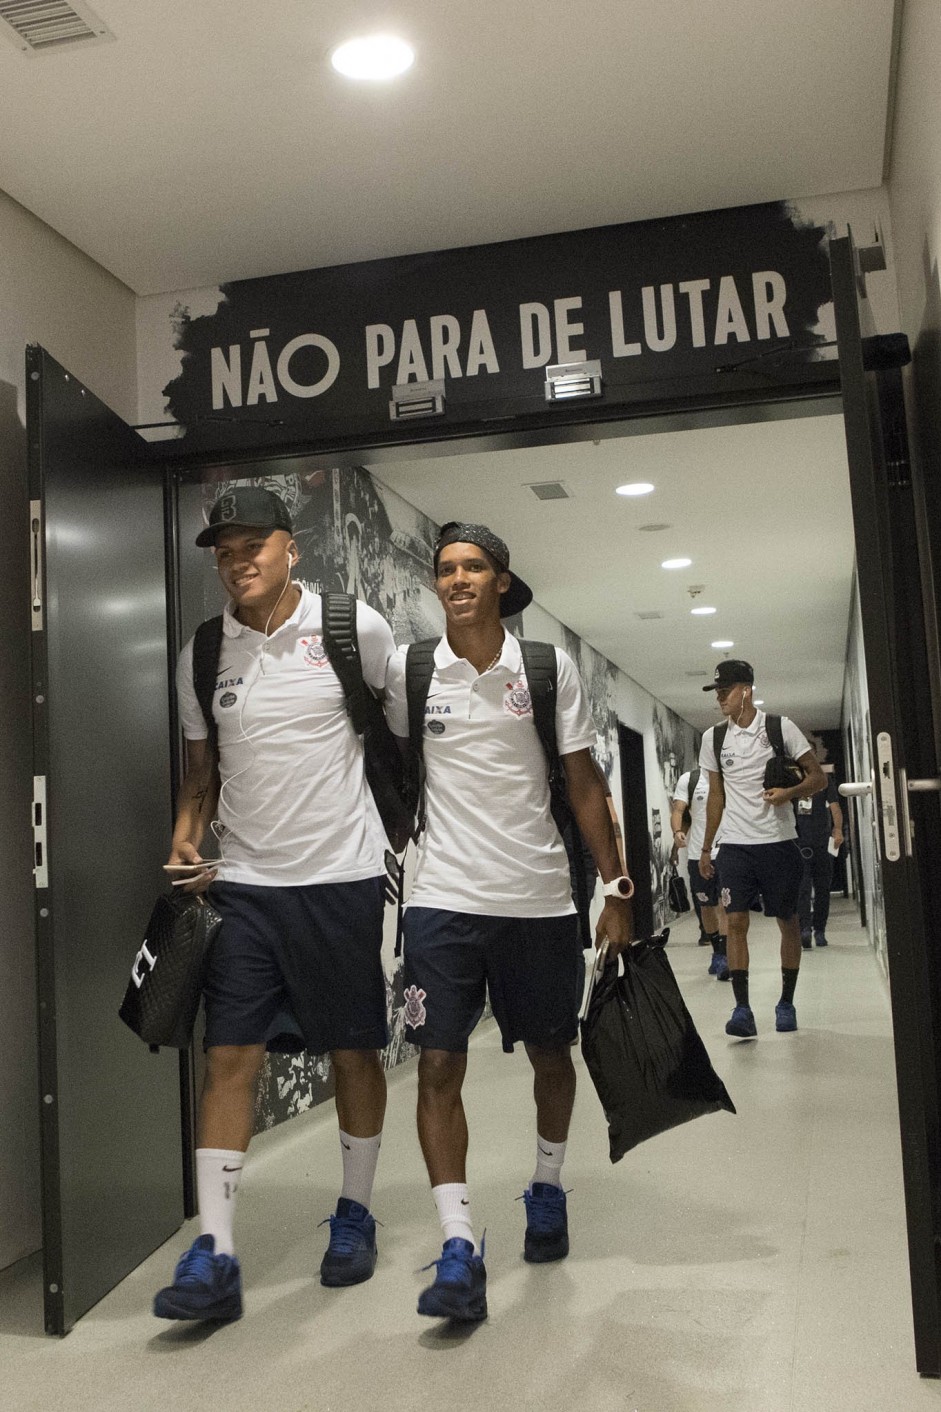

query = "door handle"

[906,778,941,792]
[839,782,872,797]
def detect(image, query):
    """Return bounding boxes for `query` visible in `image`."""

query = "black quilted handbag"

[119,891,222,1049]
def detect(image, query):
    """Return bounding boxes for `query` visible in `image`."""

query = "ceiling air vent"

[637,522,672,533]
[527,481,571,501]
[0,0,115,54]
[635,611,664,620]
[685,670,709,677]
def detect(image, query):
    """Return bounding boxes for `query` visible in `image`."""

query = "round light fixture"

[754,698,764,705]
[330,35,415,80]
[661,557,692,570]
[711,639,734,649]
[616,482,654,497]
[691,606,717,616]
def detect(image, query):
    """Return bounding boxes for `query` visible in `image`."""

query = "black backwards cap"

[196,487,294,547]
[433,521,534,618]
[703,659,755,691]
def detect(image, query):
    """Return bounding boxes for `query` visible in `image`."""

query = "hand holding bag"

[667,864,691,913]
[119,890,222,1049]
[580,932,735,1162]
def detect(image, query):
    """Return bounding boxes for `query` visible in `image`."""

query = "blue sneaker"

[775,1001,798,1032]
[153,1234,242,1322]
[522,1182,569,1263]
[319,1198,378,1287]
[417,1238,488,1321]
[725,1004,757,1039]
[714,955,730,981]
[707,952,719,975]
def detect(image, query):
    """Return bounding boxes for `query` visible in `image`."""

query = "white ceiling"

[371,410,856,734]
[0,0,898,295]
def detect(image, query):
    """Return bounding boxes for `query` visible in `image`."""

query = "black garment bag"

[580,931,735,1162]
[667,864,691,913]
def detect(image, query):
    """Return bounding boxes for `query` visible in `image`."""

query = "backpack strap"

[404,639,439,758]
[688,766,701,798]
[766,713,785,757]
[192,615,224,758]
[711,722,729,779]
[518,640,559,768]
[321,592,368,731]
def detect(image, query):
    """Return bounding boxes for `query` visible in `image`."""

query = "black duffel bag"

[580,931,735,1162]
[119,891,222,1049]
[667,864,691,913]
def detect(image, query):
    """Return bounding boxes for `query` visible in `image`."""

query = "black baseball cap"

[196,488,294,547]
[433,521,534,618]
[703,659,755,691]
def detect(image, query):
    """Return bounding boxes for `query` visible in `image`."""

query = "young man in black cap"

[153,487,396,1323]
[385,522,633,1322]
[697,660,826,1039]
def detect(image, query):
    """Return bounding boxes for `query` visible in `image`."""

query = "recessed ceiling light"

[616,482,654,497]
[330,35,415,80]
[661,557,692,570]
[691,606,717,615]
[711,639,734,649]
[754,698,765,705]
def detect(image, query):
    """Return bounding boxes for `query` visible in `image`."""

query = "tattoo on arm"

[190,782,210,814]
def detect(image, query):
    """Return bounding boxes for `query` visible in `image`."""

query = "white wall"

[0,188,137,1272]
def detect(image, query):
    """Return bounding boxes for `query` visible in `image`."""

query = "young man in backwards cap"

[153,487,396,1323]
[384,522,634,1322]
[698,660,826,1039]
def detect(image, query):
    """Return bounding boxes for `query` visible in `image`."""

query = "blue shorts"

[204,877,389,1054]
[403,908,585,1054]
[716,841,802,920]
[688,858,720,908]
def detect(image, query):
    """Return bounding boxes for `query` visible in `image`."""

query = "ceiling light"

[661,557,692,569]
[754,699,765,705]
[711,639,734,649]
[330,35,415,80]
[691,606,717,615]
[616,482,654,497]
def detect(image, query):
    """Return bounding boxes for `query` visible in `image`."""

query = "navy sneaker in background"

[814,932,829,947]
[153,1234,242,1322]
[319,1197,378,1287]
[725,1004,757,1039]
[522,1182,569,1263]
[714,955,730,982]
[417,1238,488,1321]
[775,1001,798,1032]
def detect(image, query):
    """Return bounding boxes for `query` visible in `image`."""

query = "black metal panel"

[617,724,653,939]
[830,237,941,1375]
[27,347,183,1334]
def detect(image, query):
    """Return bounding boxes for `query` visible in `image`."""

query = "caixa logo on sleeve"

[211,330,341,410]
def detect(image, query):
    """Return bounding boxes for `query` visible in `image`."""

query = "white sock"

[196,1147,244,1257]
[532,1135,567,1188]
[339,1129,382,1210]
[432,1182,476,1250]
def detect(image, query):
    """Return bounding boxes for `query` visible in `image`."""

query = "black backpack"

[712,715,803,791]
[191,593,417,853]
[404,637,596,946]
[680,766,701,830]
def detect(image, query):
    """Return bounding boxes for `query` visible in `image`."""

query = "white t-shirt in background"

[384,631,597,917]
[177,587,395,886]
[698,709,811,845]
[672,767,717,858]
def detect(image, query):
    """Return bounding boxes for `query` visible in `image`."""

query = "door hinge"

[30,499,43,631]
[33,776,48,888]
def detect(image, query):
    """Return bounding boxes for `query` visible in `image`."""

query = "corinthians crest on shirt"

[301,635,329,668]
[504,679,533,717]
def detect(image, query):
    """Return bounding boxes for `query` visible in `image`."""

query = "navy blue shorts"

[402,908,585,1054]
[204,877,389,1053]
[716,841,802,920]
[688,858,720,908]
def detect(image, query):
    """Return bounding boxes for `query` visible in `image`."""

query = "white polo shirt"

[672,768,714,858]
[699,710,811,845]
[384,631,597,917]
[177,587,395,887]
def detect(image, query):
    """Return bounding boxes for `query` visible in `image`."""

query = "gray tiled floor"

[3,900,940,1411]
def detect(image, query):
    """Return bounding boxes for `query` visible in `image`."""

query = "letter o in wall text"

[276,334,341,398]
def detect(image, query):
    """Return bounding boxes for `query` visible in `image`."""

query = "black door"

[28,348,183,1334]
[831,235,941,1375]
[617,724,653,937]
